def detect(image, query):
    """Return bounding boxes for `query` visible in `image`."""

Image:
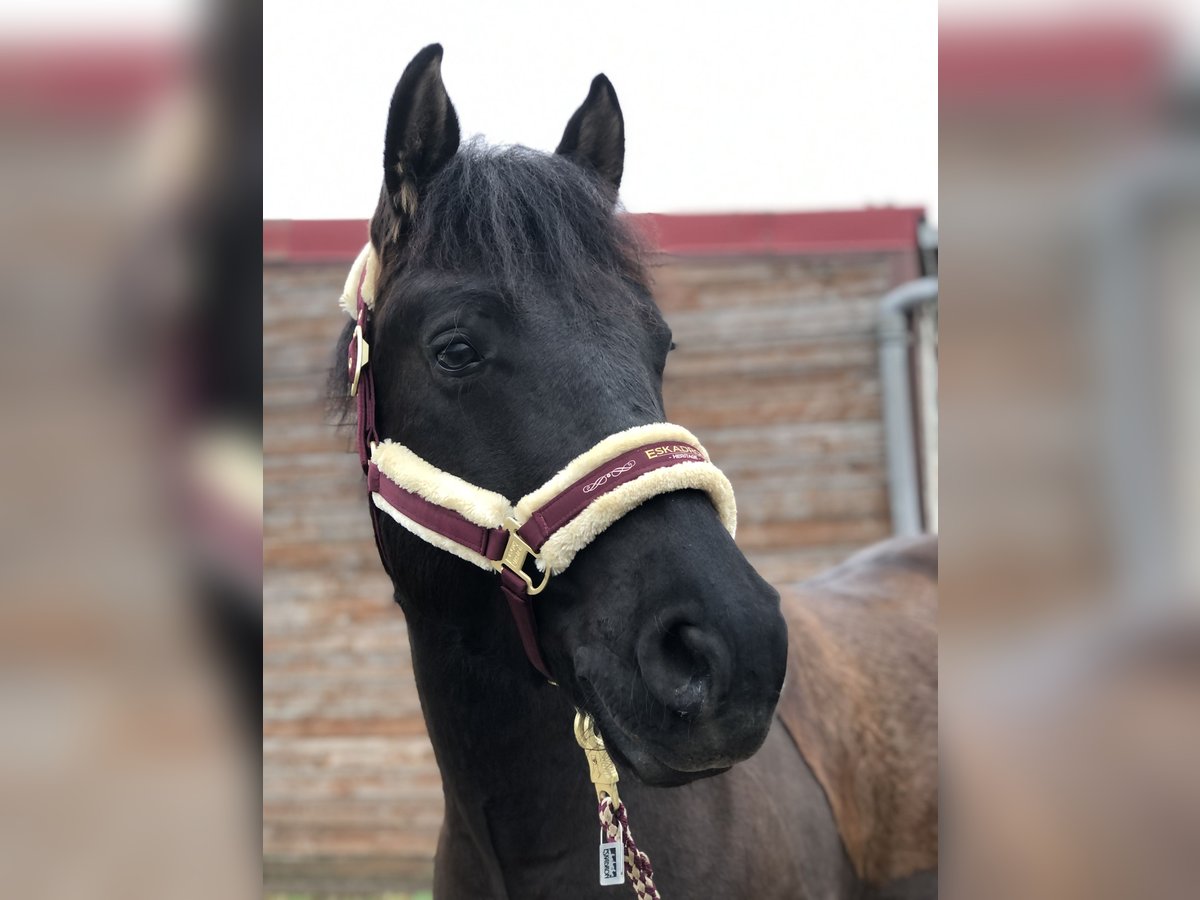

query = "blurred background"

[939,4,1200,898]
[0,0,261,898]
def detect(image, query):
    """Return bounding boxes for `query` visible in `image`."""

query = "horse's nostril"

[663,624,708,675]
[638,619,730,719]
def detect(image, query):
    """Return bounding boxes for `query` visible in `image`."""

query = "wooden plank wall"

[263,247,916,892]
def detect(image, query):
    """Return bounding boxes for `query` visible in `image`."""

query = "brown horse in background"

[778,536,938,894]
[333,43,937,899]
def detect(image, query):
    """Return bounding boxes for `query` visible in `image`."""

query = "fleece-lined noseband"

[342,242,737,679]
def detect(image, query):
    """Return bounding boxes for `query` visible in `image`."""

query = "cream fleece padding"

[372,493,495,571]
[371,439,512,528]
[339,241,381,318]
[368,422,738,577]
[533,461,737,575]
[513,423,714,517]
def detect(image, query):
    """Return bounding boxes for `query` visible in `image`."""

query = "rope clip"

[574,710,620,810]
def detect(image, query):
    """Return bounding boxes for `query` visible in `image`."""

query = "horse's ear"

[382,43,460,220]
[556,74,624,192]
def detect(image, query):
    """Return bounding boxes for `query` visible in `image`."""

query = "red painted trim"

[940,22,1164,107]
[262,219,371,263]
[263,207,924,263]
[632,209,924,255]
[0,41,186,119]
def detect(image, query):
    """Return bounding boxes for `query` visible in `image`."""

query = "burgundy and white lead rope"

[599,796,662,899]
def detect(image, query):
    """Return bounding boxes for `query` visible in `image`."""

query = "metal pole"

[878,277,938,536]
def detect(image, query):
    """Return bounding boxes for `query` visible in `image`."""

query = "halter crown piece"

[344,240,733,898]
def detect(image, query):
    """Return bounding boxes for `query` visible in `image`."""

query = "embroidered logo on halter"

[583,460,636,494]
[644,444,704,461]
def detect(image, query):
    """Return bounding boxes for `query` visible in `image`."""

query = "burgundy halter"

[347,266,725,680]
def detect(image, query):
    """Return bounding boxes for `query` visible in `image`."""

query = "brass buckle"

[348,323,370,397]
[493,517,550,595]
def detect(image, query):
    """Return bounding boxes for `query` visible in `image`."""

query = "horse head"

[335,44,787,786]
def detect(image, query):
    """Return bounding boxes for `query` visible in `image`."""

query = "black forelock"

[392,139,649,305]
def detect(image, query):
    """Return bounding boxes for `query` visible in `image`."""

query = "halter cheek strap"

[344,243,737,679]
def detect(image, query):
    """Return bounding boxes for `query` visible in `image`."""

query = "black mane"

[382,139,648,302]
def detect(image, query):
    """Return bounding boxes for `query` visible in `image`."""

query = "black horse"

[333,44,937,899]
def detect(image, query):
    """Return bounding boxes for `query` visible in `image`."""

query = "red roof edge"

[262,219,370,263]
[263,208,925,263]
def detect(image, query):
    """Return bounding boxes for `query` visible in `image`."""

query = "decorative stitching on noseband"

[583,459,636,493]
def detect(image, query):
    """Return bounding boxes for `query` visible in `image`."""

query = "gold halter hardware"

[574,710,620,808]
[493,516,551,595]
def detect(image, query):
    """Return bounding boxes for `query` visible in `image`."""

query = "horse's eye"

[436,340,480,371]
